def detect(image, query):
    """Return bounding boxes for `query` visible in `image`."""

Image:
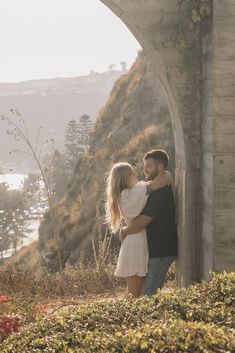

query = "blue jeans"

[143,256,176,296]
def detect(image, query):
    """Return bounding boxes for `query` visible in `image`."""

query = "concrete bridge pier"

[100,0,235,286]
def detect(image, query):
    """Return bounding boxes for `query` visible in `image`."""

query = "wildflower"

[0,295,9,303]
[34,304,47,311]
[0,316,22,342]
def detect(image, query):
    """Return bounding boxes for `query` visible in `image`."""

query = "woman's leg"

[126,275,145,297]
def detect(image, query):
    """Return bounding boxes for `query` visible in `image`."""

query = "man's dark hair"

[144,149,169,168]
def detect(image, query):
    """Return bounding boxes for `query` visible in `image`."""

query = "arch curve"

[100,0,186,169]
[100,0,145,48]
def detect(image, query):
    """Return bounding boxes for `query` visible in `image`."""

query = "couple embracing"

[105,149,178,297]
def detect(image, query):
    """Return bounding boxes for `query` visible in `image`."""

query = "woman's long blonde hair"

[105,162,134,233]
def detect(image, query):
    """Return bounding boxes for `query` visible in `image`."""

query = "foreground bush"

[0,272,234,352]
[1,318,233,353]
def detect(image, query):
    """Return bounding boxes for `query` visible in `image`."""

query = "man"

[121,149,178,295]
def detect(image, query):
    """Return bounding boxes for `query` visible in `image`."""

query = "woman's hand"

[164,171,173,186]
[119,228,127,242]
[146,171,173,194]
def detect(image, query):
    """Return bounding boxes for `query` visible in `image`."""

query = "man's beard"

[145,171,159,181]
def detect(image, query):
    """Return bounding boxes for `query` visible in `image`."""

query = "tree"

[23,173,40,194]
[0,183,29,257]
[43,150,70,200]
[120,61,127,71]
[64,120,83,170]
[52,150,70,199]
[77,114,93,152]
[108,64,116,72]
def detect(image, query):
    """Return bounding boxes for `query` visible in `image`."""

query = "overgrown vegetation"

[0,110,65,271]
[0,249,175,299]
[0,272,234,352]
[0,262,122,299]
[0,183,29,258]
[177,0,212,23]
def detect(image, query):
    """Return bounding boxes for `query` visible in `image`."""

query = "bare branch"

[35,127,43,154]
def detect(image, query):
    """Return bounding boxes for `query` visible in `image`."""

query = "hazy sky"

[0,0,141,83]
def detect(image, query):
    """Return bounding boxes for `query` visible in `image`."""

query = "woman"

[105,162,172,297]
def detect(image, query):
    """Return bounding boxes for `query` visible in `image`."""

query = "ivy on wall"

[177,0,212,24]
[150,0,212,51]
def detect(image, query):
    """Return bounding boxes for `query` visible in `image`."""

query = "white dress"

[114,181,149,277]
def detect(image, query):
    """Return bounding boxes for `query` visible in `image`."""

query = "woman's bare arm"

[146,171,172,194]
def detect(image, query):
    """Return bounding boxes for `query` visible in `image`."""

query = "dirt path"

[40,284,174,316]
[37,287,126,316]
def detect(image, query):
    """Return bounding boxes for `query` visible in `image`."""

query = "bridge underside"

[101,0,235,286]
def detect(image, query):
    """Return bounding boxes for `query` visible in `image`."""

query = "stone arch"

[100,0,186,166]
[100,0,202,286]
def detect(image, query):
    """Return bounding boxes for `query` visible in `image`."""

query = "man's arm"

[121,188,165,238]
[122,214,153,236]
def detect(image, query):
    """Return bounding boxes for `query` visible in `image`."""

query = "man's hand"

[165,171,173,186]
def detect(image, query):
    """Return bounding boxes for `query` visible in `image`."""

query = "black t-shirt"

[141,186,178,258]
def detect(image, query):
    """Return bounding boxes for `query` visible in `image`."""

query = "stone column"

[201,0,235,277]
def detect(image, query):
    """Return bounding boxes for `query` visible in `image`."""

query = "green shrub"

[113,320,234,353]
[2,319,233,353]
[154,272,235,328]
[0,272,234,352]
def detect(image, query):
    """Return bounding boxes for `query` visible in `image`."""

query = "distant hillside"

[0,70,126,173]
[8,53,175,271]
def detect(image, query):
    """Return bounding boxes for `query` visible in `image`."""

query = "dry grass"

[114,125,159,159]
[0,262,124,300]
[94,54,147,131]
[0,255,176,302]
[69,202,80,225]
[5,241,41,271]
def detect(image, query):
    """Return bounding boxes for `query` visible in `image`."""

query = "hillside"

[9,53,175,271]
[0,70,126,173]
[35,52,174,272]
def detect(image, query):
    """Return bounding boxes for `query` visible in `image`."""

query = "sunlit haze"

[0,0,141,82]
[0,173,27,189]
